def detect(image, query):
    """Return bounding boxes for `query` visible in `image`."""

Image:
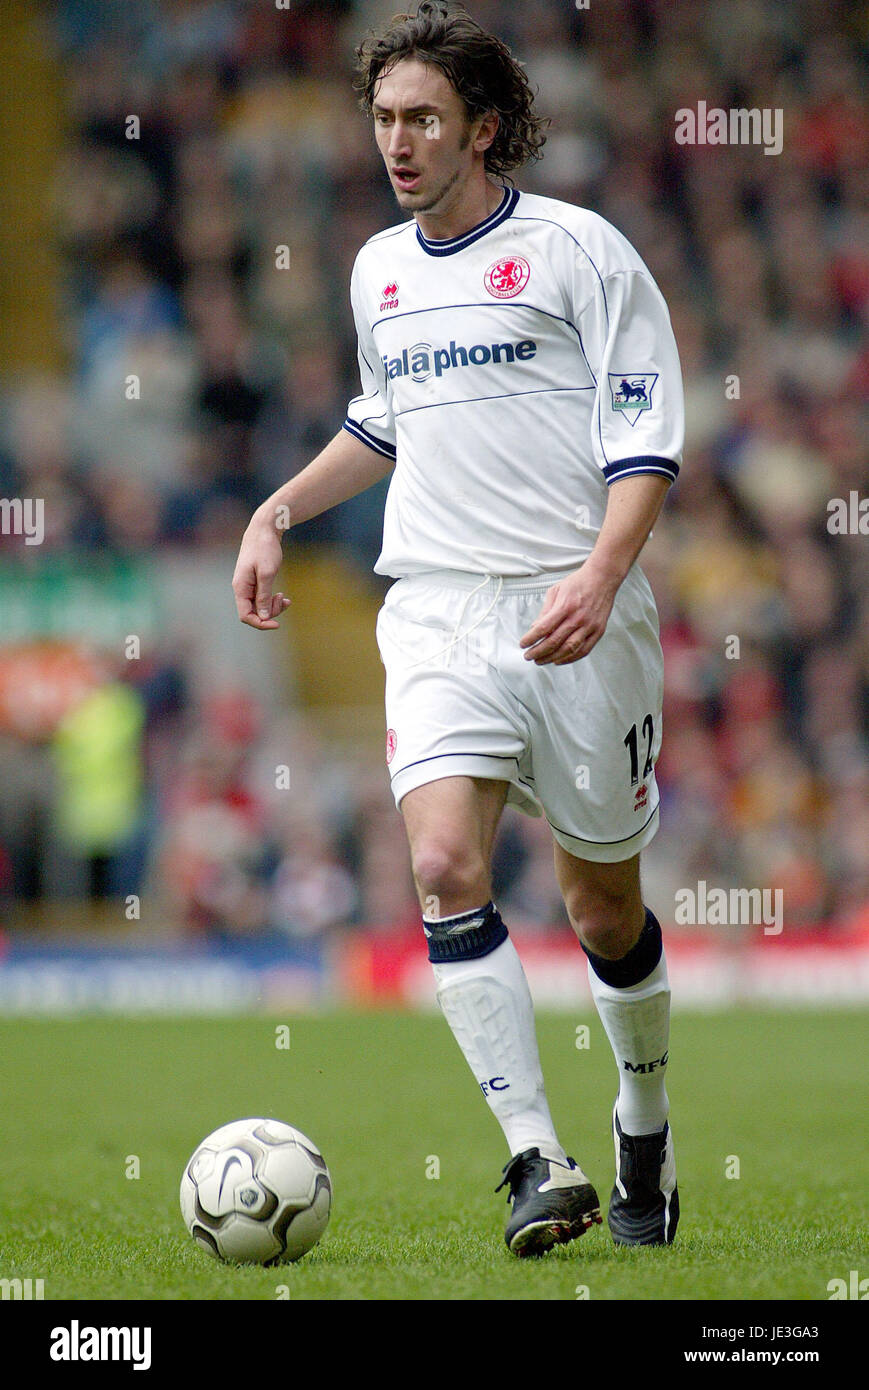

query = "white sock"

[587,951,671,1136]
[432,934,567,1164]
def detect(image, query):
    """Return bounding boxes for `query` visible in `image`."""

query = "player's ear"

[472,109,499,154]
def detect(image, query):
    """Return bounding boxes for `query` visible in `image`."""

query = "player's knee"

[410,840,488,910]
[564,884,642,960]
[578,918,638,960]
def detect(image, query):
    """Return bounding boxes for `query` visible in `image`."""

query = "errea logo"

[380,282,399,311]
[382,337,537,382]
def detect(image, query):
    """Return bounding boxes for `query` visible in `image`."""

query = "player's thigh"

[553,843,645,954]
[518,570,664,859]
[400,775,509,878]
[376,576,534,819]
[552,843,642,913]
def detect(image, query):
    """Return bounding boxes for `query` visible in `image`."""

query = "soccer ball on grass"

[180,1117,331,1264]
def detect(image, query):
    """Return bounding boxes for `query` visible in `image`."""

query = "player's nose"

[387,119,413,158]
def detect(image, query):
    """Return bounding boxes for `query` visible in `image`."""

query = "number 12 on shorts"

[624,715,654,785]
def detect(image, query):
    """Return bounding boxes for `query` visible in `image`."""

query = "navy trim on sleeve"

[603,456,679,485]
[342,418,397,460]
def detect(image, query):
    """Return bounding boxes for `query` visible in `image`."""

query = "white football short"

[374,564,664,863]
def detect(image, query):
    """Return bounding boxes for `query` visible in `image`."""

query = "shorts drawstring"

[399,573,504,669]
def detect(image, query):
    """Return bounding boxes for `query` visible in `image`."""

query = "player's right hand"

[232,516,291,630]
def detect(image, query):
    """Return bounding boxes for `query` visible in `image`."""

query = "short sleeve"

[578,267,684,486]
[343,258,397,461]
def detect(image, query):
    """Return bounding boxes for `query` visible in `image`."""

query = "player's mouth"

[392,167,422,192]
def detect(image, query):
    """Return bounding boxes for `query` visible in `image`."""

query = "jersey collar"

[415,185,519,257]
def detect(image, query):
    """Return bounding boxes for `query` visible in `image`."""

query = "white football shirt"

[344,186,684,578]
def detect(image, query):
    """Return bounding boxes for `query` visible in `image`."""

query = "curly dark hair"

[354,2,548,177]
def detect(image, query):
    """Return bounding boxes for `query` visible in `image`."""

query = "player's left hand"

[519,565,619,665]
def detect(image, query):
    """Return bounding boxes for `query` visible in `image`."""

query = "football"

[180,1118,332,1265]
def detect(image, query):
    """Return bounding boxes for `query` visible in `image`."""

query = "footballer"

[233,1,684,1256]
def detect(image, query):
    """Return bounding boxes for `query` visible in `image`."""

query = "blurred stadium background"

[0,0,866,1014]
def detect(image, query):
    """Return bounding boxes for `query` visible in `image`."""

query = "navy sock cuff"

[582,907,663,988]
[424,901,508,963]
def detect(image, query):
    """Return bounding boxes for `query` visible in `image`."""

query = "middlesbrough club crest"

[385,728,397,764]
[484,256,530,299]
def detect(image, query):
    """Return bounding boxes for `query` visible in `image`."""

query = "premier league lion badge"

[608,372,658,426]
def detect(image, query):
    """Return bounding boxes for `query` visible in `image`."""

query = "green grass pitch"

[0,1009,864,1301]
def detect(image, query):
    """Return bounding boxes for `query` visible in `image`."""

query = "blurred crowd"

[0,0,866,939]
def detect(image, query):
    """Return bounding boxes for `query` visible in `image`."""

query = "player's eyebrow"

[371,101,444,115]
